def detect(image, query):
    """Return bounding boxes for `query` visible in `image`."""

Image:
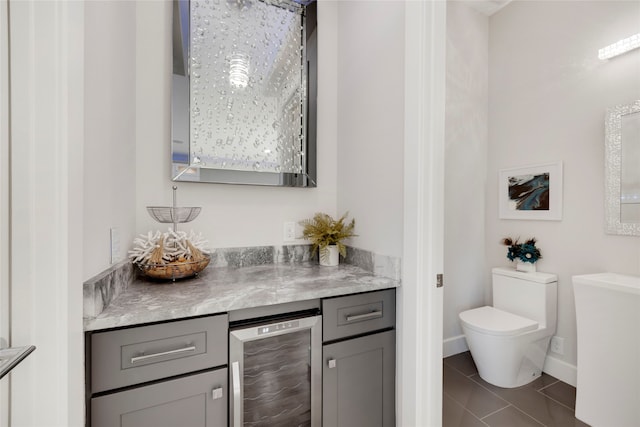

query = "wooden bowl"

[136,256,210,281]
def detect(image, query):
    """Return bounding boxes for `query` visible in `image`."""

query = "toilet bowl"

[459,267,557,388]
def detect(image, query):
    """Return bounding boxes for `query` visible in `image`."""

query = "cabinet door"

[91,368,227,427]
[323,330,395,427]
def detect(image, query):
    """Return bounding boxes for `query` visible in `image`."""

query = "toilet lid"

[459,306,538,336]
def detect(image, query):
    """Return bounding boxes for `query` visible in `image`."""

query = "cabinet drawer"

[322,289,395,342]
[91,367,227,427]
[91,314,228,393]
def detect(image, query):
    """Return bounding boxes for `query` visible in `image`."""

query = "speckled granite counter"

[84,263,400,331]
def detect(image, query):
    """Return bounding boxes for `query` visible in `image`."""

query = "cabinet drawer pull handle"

[328,358,336,369]
[345,310,383,322]
[130,345,196,364]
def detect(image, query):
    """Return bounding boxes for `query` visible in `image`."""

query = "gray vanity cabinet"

[322,289,396,427]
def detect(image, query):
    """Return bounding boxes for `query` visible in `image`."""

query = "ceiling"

[461,0,513,16]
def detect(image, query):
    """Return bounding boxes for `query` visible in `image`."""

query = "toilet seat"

[459,306,538,336]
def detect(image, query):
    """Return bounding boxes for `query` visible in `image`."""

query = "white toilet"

[459,267,557,388]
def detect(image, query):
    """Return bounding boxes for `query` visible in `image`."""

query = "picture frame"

[498,161,563,220]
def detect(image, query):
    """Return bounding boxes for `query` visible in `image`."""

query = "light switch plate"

[110,227,123,264]
[284,222,296,241]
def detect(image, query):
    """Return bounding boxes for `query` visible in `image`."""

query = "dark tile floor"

[443,352,590,427]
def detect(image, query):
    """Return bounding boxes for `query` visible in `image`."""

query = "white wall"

[83,0,334,279]
[443,2,489,355]
[83,1,137,279]
[487,0,640,382]
[133,1,337,253]
[84,0,407,276]
[336,0,405,258]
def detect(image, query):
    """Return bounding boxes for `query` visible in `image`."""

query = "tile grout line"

[467,374,566,426]
[442,360,505,404]
[443,360,479,379]
[535,389,576,412]
[444,391,491,427]
[536,380,560,392]
[480,403,514,420]
[505,403,548,427]
[467,374,514,402]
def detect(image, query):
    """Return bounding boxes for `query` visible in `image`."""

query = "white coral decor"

[128,229,210,265]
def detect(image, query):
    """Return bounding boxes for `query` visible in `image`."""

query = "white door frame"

[400,1,446,426]
[0,0,10,425]
[8,1,85,425]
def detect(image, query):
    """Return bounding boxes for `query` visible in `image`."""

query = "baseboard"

[543,354,577,387]
[443,335,468,358]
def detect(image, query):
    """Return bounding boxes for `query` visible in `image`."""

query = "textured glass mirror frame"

[172,0,317,187]
[605,100,640,235]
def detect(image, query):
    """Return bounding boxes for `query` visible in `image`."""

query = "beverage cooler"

[229,313,322,427]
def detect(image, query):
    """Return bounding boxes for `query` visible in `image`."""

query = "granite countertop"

[84,263,400,331]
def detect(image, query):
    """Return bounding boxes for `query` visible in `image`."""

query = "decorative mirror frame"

[171,0,317,187]
[605,100,640,235]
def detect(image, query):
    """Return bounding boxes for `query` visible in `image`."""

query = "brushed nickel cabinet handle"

[211,387,223,400]
[130,345,196,364]
[345,310,383,322]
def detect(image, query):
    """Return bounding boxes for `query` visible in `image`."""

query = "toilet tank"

[492,267,558,326]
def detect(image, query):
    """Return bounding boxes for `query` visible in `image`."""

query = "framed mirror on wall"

[605,100,640,235]
[172,0,317,187]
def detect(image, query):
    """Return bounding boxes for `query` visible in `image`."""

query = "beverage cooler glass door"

[229,315,322,427]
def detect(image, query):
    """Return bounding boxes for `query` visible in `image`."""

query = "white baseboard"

[443,335,468,358]
[543,354,577,387]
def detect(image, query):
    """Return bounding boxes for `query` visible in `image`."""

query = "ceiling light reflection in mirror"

[189,0,305,176]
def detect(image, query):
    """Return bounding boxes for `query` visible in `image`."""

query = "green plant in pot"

[300,212,356,266]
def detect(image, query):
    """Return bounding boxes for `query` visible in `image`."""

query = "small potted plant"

[300,212,356,266]
[501,237,541,273]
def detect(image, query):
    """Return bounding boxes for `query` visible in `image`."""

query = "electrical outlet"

[550,336,564,355]
[110,227,123,264]
[284,222,296,241]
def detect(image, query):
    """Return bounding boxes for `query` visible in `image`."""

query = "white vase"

[320,245,340,267]
[516,260,536,273]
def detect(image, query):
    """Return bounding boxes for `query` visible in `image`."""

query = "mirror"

[605,100,640,235]
[172,0,317,187]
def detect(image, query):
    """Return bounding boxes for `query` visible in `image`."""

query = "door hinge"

[436,274,444,288]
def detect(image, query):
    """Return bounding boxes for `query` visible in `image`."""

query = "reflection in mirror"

[605,100,640,235]
[621,111,640,222]
[172,0,317,187]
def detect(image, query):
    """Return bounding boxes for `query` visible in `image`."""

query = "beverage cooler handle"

[231,361,241,427]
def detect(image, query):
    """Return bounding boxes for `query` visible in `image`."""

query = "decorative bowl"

[146,206,202,224]
[136,255,210,281]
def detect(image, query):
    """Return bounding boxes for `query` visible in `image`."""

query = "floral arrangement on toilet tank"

[501,237,541,273]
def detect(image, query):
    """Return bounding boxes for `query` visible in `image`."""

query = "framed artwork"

[498,162,563,220]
